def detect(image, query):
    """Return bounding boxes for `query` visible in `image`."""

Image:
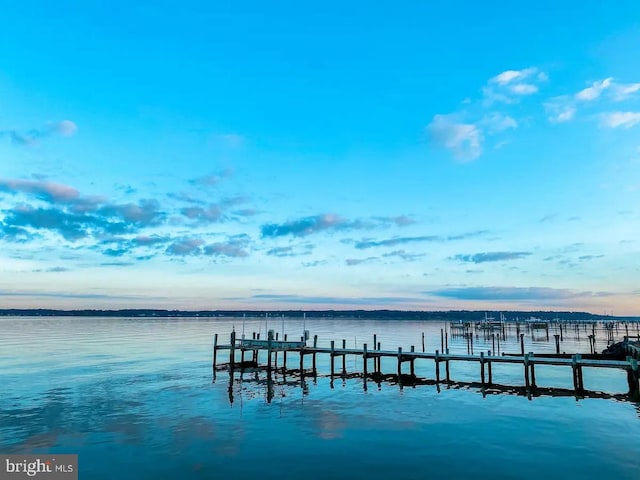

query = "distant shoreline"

[0,309,637,321]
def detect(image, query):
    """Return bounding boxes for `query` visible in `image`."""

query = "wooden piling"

[274,332,279,366]
[397,347,402,378]
[627,356,639,398]
[554,334,560,354]
[267,330,273,370]
[330,340,335,376]
[363,343,368,377]
[480,352,485,385]
[410,345,415,376]
[445,348,450,382]
[576,353,583,393]
[212,333,218,369]
[529,353,536,389]
[435,350,440,382]
[377,342,381,372]
[445,332,448,351]
[342,339,347,374]
[312,335,318,372]
[520,333,525,356]
[440,329,444,352]
[283,334,288,370]
[572,354,579,393]
[487,352,493,385]
[422,332,425,352]
[229,331,236,374]
[524,353,530,390]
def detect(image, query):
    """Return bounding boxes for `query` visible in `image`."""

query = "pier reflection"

[221,366,638,407]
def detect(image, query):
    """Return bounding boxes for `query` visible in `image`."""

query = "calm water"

[1,316,639,479]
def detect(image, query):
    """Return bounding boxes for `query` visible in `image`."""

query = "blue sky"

[1,1,639,314]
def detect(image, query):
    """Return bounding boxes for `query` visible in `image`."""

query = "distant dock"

[212,322,640,400]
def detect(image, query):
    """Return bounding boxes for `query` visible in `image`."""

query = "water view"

[2,316,639,479]
[3,1,640,479]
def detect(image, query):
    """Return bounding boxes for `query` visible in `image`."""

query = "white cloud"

[611,82,640,101]
[427,114,483,162]
[509,83,538,95]
[484,67,546,105]
[552,107,576,123]
[490,67,538,86]
[544,97,577,123]
[576,78,613,101]
[481,87,516,105]
[600,112,640,129]
[480,113,518,133]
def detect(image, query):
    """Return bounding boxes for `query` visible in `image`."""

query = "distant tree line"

[0,308,625,320]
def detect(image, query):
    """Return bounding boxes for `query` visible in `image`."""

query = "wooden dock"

[212,329,640,399]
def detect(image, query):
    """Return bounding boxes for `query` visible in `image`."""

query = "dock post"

[342,339,347,374]
[397,347,403,379]
[480,351,485,385]
[487,350,493,385]
[422,332,425,352]
[627,357,639,399]
[440,329,444,352]
[377,342,381,372]
[445,331,448,351]
[435,350,440,382]
[445,348,450,382]
[520,334,525,356]
[572,354,579,394]
[363,343,368,377]
[267,330,273,370]
[274,332,279,367]
[523,353,530,390]
[410,345,415,377]
[283,334,288,371]
[229,331,236,375]
[312,335,318,373]
[554,334,560,354]
[330,340,335,376]
[529,352,536,389]
[212,333,218,370]
[576,353,583,393]
[560,324,563,341]
[492,334,496,355]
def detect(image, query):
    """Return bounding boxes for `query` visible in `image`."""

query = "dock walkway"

[212,330,640,399]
